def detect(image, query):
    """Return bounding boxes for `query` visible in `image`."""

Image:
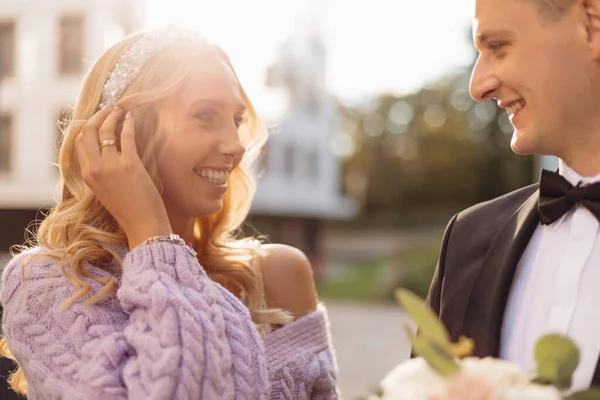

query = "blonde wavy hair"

[0,28,291,394]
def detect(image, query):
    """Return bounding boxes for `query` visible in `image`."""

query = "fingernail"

[126,111,132,119]
[114,106,123,112]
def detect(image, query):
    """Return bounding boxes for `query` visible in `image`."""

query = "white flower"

[503,385,562,400]
[460,357,531,396]
[379,357,446,400]
[379,357,561,400]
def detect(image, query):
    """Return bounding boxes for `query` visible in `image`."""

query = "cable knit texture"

[0,243,340,399]
[264,305,340,400]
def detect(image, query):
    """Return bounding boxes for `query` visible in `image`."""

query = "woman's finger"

[80,107,114,163]
[98,107,123,157]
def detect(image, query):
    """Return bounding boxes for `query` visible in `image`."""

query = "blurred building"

[0,1,145,398]
[0,0,357,272]
[250,1,357,274]
[0,0,145,250]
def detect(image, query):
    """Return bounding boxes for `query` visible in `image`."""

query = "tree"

[336,68,534,226]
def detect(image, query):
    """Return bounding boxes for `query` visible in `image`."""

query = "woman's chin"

[194,200,224,218]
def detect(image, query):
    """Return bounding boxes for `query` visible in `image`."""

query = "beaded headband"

[99,26,178,110]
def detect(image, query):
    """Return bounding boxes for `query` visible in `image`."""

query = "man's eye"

[489,42,507,53]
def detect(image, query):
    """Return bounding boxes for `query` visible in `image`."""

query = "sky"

[146,0,477,108]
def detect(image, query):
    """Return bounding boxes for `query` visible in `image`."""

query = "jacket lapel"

[462,190,540,357]
[453,185,600,385]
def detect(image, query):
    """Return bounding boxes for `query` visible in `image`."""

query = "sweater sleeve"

[263,304,340,400]
[1,242,269,400]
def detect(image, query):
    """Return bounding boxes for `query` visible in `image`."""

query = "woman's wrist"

[127,222,173,250]
[129,232,198,258]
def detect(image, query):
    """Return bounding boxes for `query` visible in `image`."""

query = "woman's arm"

[1,242,268,400]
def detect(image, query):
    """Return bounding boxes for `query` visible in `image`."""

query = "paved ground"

[326,301,414,400]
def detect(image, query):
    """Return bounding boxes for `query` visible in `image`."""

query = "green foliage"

[338,71,535,227]
[393,288,600,398]
[395,288,461,376]
[534,334,580,389]
[315,259,385,302]
[392,243,439,299]
[315,242,440,303]
[395,289,449,346]
[564,388,600,400]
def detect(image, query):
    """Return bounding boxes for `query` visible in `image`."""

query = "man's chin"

[510,130,536,155]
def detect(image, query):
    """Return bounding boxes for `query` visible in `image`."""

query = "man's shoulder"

[455,183,539,225]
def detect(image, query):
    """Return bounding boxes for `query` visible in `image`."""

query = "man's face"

[470,0,595,157]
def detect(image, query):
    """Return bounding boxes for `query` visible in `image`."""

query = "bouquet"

[370,289,600,400]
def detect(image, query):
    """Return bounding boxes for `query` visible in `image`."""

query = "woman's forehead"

[175,55,241,101]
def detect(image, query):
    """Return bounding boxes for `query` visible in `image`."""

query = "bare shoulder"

[259,243,318,320]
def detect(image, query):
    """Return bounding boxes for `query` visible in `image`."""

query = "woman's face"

[154,53,247,227]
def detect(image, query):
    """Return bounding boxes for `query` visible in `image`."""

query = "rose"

[379,357,561,400]
[380,357,445,400]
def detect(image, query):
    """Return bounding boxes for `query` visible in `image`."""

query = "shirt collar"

[559,159,600,187]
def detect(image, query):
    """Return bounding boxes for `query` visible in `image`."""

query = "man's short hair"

[526,0,575,20]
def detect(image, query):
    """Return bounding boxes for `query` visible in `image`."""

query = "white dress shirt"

[500,160,600,391]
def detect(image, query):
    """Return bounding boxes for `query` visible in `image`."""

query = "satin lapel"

[462,190,540,357]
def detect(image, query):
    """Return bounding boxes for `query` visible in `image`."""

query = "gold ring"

[100,139,116,150]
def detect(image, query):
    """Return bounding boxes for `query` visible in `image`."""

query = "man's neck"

[560,153,600,178]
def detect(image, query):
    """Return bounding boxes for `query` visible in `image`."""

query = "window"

[0,113,12,173]
[0,21,15,80]
[59,14,84,75]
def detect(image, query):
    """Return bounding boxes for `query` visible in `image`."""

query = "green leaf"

[534,334,580,389]
[564,387,600,400]
[531,375,553,386]
[402,322,416,344]
[395,288,450,347]
[411,334,461,377]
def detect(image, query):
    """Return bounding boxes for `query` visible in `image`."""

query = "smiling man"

[426,0,600,391]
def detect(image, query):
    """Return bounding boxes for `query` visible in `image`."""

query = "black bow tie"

[538,169,600,225]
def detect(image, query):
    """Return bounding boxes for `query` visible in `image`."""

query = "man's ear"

[581,0,600,59]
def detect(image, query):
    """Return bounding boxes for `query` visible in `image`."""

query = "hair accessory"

[99,26,178,110]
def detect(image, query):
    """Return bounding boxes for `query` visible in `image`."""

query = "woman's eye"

[234,115,247,129]
[194,110,216,123]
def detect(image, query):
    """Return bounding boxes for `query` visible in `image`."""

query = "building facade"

[0,0,357,265]
[0,0,145,249]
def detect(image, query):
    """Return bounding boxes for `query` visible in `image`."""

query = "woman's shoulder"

[1,246,119,310]
[2,246,53,285]
[258,243,319,320]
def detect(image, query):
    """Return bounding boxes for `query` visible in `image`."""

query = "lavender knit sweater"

[0,242,339,399]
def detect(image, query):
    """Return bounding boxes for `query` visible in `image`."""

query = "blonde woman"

[0,26,339,399]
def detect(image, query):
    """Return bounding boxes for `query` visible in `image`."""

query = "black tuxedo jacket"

[426,183,600,385]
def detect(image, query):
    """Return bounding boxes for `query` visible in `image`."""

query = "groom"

[426,0,600,391]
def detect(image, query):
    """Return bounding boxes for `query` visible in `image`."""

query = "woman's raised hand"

[75,106,173,249]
